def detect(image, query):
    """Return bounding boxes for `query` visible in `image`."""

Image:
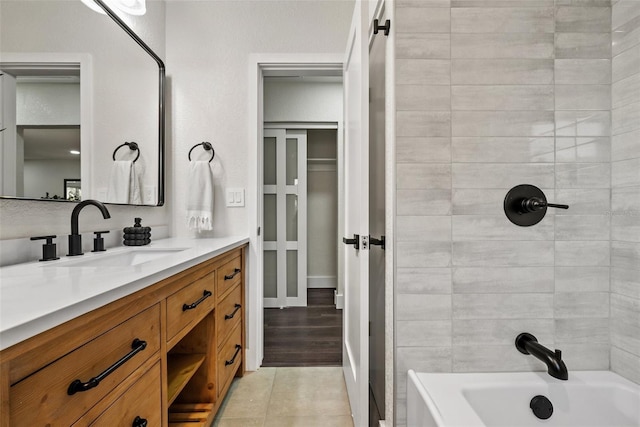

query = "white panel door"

[343,1,369,426]
[263,128,308,308]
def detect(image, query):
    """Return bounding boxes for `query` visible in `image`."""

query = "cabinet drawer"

[217,323,242,395]
[167,272,216,341]
[84,362,162,426]
[216,284,242,345]
[216,255,242,299]
[10,304,160,426]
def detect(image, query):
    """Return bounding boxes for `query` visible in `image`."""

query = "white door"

[343,2,369,426]
[263,128,308,308]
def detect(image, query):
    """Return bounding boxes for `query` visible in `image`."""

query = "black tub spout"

[516,333,568,381]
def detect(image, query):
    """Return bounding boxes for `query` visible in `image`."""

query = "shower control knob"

[504,184,569,227]
[521,197,569,213]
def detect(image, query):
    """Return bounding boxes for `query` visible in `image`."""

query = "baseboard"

[334,290,344,309]
[307,275,337,289]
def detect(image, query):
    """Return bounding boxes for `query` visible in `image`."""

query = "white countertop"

[0,236,249,351]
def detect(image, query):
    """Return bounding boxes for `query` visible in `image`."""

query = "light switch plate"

[226,188,245,207]
[143,186,156,204]
[97,188,108,201]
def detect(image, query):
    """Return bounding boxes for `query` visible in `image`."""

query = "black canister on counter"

[123,217,151,246]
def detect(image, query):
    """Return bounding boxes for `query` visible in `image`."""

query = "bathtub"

[407,370,640,427]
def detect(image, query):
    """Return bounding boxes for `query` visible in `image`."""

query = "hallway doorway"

[262,124,342,366]
[259,72,345,368]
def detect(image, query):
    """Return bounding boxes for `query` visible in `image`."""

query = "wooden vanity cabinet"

[0,244,247,427]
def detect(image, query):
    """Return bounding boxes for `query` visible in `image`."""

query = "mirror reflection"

[2,68,81,200]
[0,0,165,205]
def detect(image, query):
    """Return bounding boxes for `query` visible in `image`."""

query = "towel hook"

[112,141,140,163]
[188,141,215,163]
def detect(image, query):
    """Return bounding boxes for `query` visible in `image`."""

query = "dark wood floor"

[262,288,342,367]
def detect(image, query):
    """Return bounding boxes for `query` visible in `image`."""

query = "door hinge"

[257,226,261,236]
[373,19,391,36]
[369,321,371,337]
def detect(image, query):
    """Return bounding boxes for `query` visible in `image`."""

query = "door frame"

[367,0,396,425]
[247,54,344,371]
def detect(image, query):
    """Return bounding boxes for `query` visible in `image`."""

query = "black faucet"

[68,200,111,256]
[516,333,568,380]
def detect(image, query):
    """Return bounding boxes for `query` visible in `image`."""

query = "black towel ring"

[112,142,140,162]
[188,141,215,163]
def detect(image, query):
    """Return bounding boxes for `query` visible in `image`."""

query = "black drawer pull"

[132,416,148,427]
[225,344,242,366]
[224,268,241,280]
[67,339,147,395]
[182,290,212,311]
[224,304,242,320]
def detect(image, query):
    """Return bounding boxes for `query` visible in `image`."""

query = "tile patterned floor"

[212,367,354,427]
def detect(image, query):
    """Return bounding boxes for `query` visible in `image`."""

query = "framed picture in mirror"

[64,179,81,201]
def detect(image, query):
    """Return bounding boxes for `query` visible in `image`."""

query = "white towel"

[186,161,214,232]
[107,160,142,204]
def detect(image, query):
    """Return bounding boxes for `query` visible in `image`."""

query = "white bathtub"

[407,370,640,427]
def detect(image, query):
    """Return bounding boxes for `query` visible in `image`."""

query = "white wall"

[16,82,80,126]
[23,159,81,200]
[393,2,614,425]
[610,0,640,385]
[166,0,352,238]
[264,79,343,123]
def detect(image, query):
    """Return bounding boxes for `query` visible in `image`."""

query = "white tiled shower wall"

[610,0,640,385]
[393,0,638,425]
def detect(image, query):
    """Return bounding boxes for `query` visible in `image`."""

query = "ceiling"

[20,126,81,161]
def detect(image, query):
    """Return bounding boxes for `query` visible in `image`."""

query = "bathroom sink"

[60,248,188,268]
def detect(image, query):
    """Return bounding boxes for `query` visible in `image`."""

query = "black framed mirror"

[0,0,165,206]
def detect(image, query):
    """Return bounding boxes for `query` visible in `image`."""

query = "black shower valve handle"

[546,203,570,210]
[521,197,569,213]
[504,184,570,227]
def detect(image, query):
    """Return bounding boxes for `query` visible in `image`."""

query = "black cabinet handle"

[182,290,212,311]
[224,268,241,280]
[132,416,148,427]
[224,304,242,320]
[225,344,242,366]
[67,339,147,395]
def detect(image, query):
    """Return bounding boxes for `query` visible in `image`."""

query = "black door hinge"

[373,19,391,36]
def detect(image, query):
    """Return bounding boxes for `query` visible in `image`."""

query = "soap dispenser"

[123,217,151,246]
